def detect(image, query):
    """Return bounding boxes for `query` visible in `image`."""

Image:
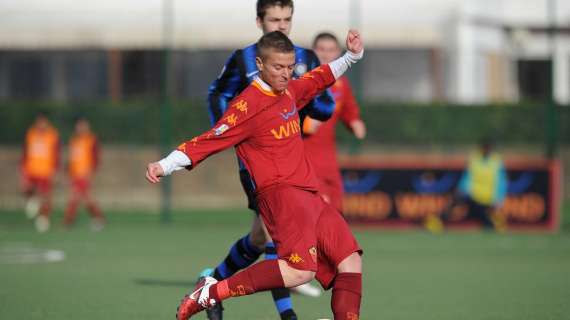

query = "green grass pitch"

[1,203,569,320]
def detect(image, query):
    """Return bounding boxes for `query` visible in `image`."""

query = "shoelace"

[197,278,218,308]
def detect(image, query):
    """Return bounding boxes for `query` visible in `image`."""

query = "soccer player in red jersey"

[204,3,331,318]
[146,30,364,320]
[303,32,367,212]
[63,117,105,231]
[21,112,60,232]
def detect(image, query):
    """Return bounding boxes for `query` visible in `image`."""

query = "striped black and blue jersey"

[207,43,335,126]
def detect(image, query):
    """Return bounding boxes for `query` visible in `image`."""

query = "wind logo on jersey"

[288,253,304,264]
[214,124,229,136]
[225,113,238,126]
[233,100,248,114]
[280,106,297,120]
[271,119,300,140]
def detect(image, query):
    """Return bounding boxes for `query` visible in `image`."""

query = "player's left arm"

[339,78,366,139]
[291,30,364,110]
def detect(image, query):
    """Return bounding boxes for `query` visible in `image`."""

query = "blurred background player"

[200,1,334,319]
[21,112,60,232]
[303,32,367,212]
[63,117,105,231]
[425,137,508,232]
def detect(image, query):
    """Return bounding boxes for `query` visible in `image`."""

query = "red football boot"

[176,276,219,320]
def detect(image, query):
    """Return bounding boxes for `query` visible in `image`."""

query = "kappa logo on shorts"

[309,247,317,263]
[347,312,359,320]
[288,253,304,264]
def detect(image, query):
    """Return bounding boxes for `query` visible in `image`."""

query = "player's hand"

[346,29,363,55]
[146,162,165,184]
[302,117,323,135]
[350,119,367,139]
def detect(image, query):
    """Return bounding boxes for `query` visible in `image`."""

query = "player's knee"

[278,260,315,287]
[337,252,362,274]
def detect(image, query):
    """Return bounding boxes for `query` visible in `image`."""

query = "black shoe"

[280,309,297,320]
[206,301,224,320]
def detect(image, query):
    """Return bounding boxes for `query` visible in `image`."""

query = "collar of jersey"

[252,76,284,97]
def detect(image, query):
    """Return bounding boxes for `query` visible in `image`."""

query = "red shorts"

[71,178,91,194]
[256,185,362,289]
[23,176,52,194]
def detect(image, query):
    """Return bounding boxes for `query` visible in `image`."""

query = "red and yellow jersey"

[303,76,362,174]
[68,132,99,179]
[22,125,60,179]
[177,65,336,194]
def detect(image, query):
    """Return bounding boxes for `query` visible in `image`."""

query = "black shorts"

[238,168,258,213]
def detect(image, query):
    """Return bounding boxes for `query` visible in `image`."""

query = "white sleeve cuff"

[158,150,192,176]
[329,50,364,79]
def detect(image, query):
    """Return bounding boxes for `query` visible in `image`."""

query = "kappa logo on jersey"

[233,100,248,114]
[288,253,304,264]
[225,113,238,126]
[280,106,297,120]
[271,119,300,140]
[214,124,229,136]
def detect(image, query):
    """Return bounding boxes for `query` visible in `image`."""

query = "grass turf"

[1,203,569,320]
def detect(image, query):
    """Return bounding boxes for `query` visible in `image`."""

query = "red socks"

[206,262,362,320]
[210,259,284,301]
[332,272,362,320]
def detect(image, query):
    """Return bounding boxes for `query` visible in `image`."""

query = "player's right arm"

[207,50,245,125]
[146,97,255,183]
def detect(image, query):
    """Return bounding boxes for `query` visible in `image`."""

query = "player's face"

[314,38,341,64]
[256,50,296,92]
[76,120,90,134]
[256,6,293,36]
[35,116,49,131]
